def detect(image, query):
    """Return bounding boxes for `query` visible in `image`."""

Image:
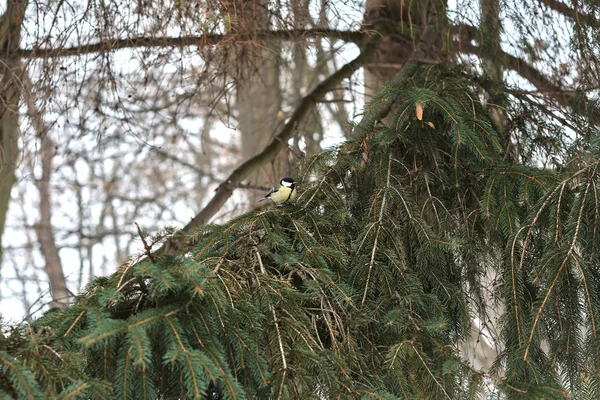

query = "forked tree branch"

[538,0,600,29]
[453,24,561,93]
[459,41,569,97]
[456,32,600,124]
[160,37,380,255]
[16,29,369,58]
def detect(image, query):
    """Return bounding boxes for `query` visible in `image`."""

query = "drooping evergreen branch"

[15,29,369,58]
[270,302,287,399]
[523,168,594,361]
[361,152,392,306]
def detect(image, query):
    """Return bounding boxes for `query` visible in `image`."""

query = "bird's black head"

[280,176,295,188]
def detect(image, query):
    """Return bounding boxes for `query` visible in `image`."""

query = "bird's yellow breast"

[270,186,296,204]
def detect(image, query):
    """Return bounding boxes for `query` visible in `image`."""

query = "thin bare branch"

[135,223,156,263]
[16,29,368,59]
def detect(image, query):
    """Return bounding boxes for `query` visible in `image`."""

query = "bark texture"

[363,0,446,97]
[33,136,69,307]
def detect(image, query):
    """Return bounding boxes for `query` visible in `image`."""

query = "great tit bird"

[258,177,297,204]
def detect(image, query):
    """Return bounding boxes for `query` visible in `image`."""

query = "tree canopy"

[2,0,600,398]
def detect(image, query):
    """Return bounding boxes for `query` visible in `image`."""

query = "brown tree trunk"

[232,0,286,201]
[23,72,70,308]
[0,0,28,268]
[33,135,69,307]
[480,0,514,158]
[363,0,448,102]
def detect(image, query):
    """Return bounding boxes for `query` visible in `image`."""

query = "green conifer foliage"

[2,62,598,399]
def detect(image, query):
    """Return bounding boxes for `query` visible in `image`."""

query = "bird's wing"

[258,187,277,202]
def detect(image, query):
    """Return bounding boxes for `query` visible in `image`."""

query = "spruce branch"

[523,171,593,361]
[508,175,574,346]
[361,153,392,306]
[270,303,287,400]
[63,309,85,338]
[164,316,202,398]
[412,344,451,399]
[254,247,266,274]
[576,245,600,382]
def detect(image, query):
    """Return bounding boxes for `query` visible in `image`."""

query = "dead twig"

[135,222,156,263]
